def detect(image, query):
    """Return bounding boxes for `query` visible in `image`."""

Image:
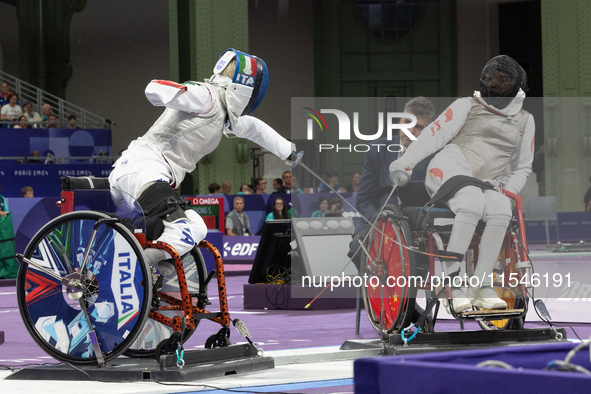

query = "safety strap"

[427,175,495,207]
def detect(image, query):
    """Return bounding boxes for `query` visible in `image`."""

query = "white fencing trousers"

[425,145,512,287]
[109,141,208,261]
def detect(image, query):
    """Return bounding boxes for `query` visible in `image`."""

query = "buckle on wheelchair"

[401,323,420,345]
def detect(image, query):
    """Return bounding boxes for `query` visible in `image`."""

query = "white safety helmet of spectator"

[210,48,269,117]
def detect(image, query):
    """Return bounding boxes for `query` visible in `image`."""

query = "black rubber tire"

[17,211,151,365]
[205,328,231,348]
[361,205,419,337]
[124,246,208,358]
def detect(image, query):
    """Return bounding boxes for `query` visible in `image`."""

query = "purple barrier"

[0,128,112,158]
[526,211,591,243]
[0,163,112,197]
[355,342,591,393]
[0,128,113,197]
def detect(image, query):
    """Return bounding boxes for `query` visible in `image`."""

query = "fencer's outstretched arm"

[503,115,535,194]
[390,98,471,172]
[145,80,213,114]
[230,115,293,160]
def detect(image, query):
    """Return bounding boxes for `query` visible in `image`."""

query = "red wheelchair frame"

[362,190,531,337]
[59,186,233,356]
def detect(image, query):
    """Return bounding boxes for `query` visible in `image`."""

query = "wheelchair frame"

[15,182,234,366]
[361,189,532,339]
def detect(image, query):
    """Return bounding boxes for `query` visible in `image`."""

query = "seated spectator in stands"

[273,173,291,194]
[22,102,42,127]
[41,104,53,122]
[254,177,267,195]
[0,82,11,108]
[272,178,283,192]
[291,176,304,194]
[27,150,42,163]
[318,170,346,193]
[282,171,292,193]
[266,196,289,221]
[346,172,362,193]
[238,184,253,195]
[21,186,34,198]
[14,115,32,129]
[289,204,299,218]
[208,183,221,194]
[311,197,329,218]
[0,181,8,217]
[326,197,344,217]
[221,181,232,195]
[68,115,81,129]
[226,196,251,236]
[48,114,61,128]
[1,93,22,127]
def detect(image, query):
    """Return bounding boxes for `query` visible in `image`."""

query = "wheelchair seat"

[397,181,456,231]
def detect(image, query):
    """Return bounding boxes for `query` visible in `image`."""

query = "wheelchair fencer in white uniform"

[389,55,536,314]
[109,49,295,275]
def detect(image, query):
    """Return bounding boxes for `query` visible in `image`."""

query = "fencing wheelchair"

[15,177,241,365]
[357,174,531,341]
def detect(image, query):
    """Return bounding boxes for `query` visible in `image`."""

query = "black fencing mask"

[479,55,527,109]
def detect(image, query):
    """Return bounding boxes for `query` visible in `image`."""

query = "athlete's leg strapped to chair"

[136,181,207,273]
[426,149,510,313]
[441,186,510,311]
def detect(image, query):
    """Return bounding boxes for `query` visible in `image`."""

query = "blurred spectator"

[254,177,267,195]
[22,186,34,198]
[346,172,362,193]
[28,150,42,164]
[311,196,329,218]
[48,114,61,128]
[22,102,42,126]
[221,181,232,195]
[14,115,32,129]
[282,171,292,192]
[208,183,221,194]
[238,184,253,195]
[0,181,8,217]
[291,176,304,194]
[326,197,344,217]
[318,170,346,193]
[273,173,291,194]
[68,115,81,129]
[226,196,251,236]
[41,104,53,122]
[1,93,22,127]
[272,178,283,192]
[0,82,13,108]
[266,196,289,221]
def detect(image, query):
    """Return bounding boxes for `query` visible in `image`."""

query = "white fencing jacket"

[137,80,292,186]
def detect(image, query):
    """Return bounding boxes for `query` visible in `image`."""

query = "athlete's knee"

[483,191,512,224]
[185,209,207,243]
[158,220,196,257]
